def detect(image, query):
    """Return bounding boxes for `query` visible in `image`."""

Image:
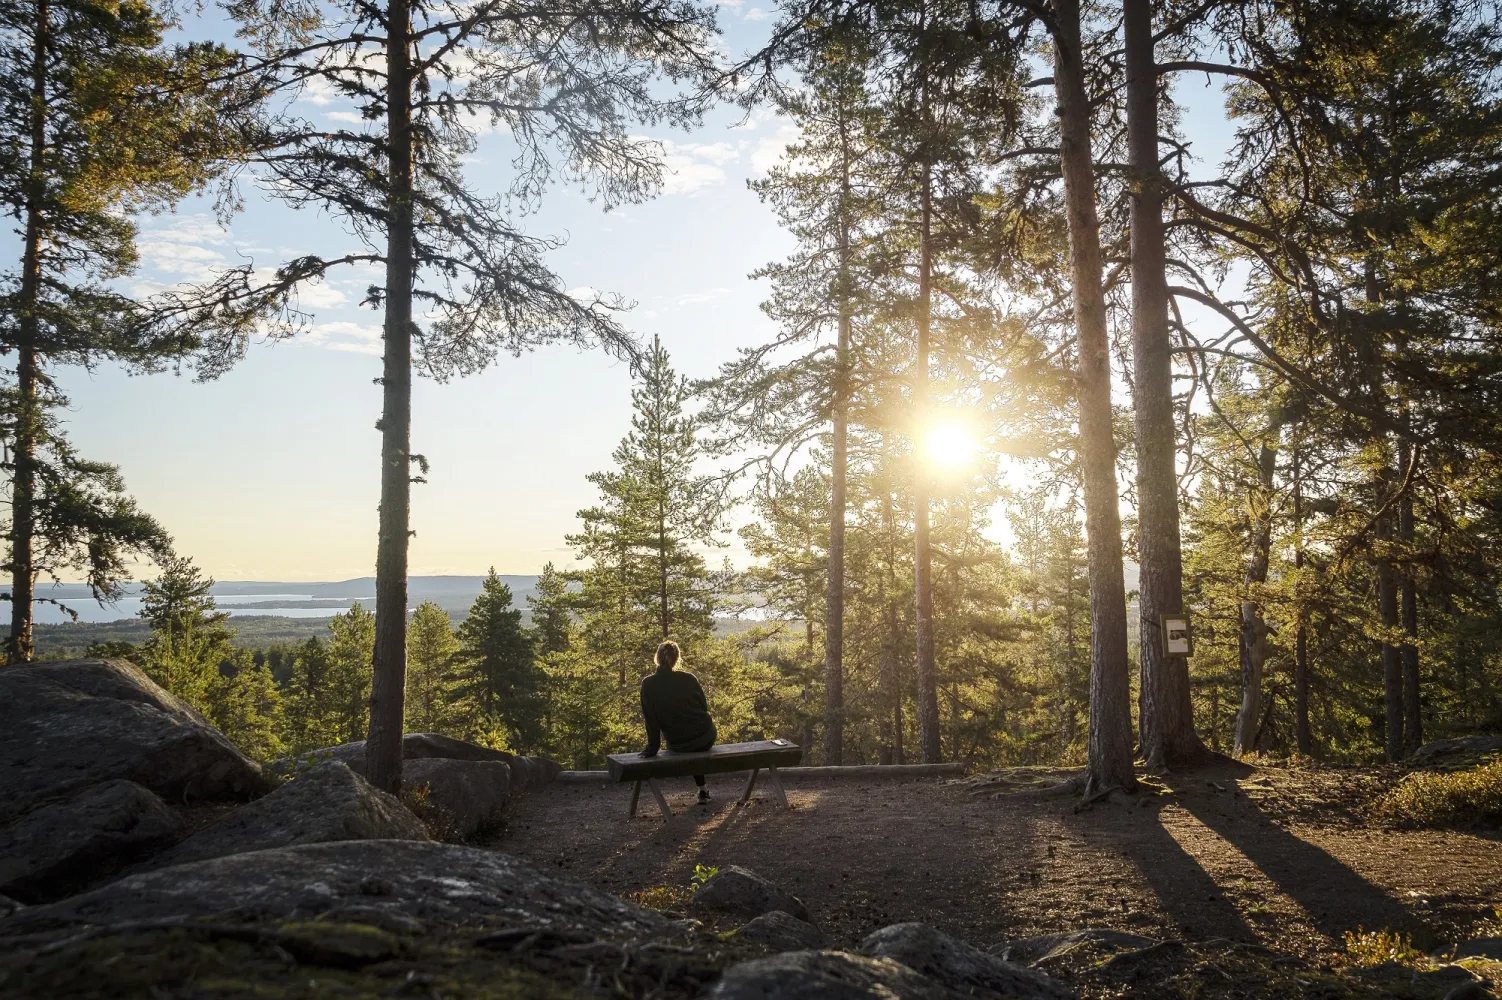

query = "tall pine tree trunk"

[1234,431,1277,754]
[366,0,415,794]
[8,0,49,666]
[824,127,854,765]
[1125,0,1200,767]
[913,166,942,764]
[1053,0,1134,796]
[1292,443,1312,756]
[1362,266,1403,763]
[1377,538,1402,760]
[1398,441,1421,754]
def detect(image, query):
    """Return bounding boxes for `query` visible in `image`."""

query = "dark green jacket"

[640,666,715,754]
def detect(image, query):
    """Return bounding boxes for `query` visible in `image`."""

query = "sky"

[41,6,1239,584]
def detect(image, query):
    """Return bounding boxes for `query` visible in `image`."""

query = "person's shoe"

[697,789,712,805]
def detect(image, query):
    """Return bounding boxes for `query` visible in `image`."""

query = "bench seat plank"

[607,739,802,782]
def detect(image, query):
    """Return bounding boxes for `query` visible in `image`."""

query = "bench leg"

[629,780,641,818]
[766,766,790,809]
[739,767,760,805]
[647,778,672,819]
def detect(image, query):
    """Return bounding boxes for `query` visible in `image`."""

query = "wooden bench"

[605,739,803,818]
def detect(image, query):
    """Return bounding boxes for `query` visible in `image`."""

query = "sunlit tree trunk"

[7,0,49,666]
[1292,442,1312,755]
[1234,431,1277,754]
[366,0,415,794]
[824,113,854,766]
[913,165,941,763]
[1398,439,1421,754]
[1125,0,1201,767]
[1053,0,1134,796]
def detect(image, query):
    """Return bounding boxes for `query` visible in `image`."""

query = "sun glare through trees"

[3,1,1502,991]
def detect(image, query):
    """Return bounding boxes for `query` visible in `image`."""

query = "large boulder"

[1410,736,1502,763]
[860,923,1074,1000]
[2,840,678,939]
[276,734,561,794]
[736,910,829,952]
[0,780,184,903]
[691,865,813,924]
[710,950,966,999]
[402,758,511,840]
[505,754,563,792]
[0,659,271,824]
[141,762,428,871]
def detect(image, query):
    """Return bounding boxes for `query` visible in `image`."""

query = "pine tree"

[139,555,233,712]
[405,601,459,734]
[571,337,721,653]
[209,651,285,761]
[282,635,339,752]
[325,603,374,745]
[0,0,239,662]
[1049,0,1136,795]
[457,569,543,750]
[191,0,720,793]
[704,34,882,764]
[528,562,573,658]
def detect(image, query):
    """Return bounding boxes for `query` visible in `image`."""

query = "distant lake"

[33,594,361,625]
[24,576,542,626]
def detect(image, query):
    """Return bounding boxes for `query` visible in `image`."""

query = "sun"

[923,423,978,469]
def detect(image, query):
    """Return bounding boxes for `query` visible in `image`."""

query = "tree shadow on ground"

[1075,801,1260,943]
[1172,771,1413,942]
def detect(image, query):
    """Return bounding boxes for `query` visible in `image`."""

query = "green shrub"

[1376,759,1502,828]
[1340,928,1426,968]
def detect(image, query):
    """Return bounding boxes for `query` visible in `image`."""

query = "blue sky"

[41,7,1238,583]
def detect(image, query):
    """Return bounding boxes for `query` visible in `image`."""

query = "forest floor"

[495,757,1501,962]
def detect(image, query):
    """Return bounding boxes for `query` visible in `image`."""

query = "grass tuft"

[1340,928,1426,968]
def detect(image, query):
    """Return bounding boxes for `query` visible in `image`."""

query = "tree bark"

[913,166,941,764]
[1124,0,1200,768]
[824,118,854,766]
[1052,0,1135,796]
[878,488,898,766]
[7,0,49,666]
[366,0,415,794]
[1378,546,1402,761]
[1398,441,1421,754]
[1234,432,1277,754]
[1292,443,1312,756]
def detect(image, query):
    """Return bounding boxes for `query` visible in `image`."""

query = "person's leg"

[694,774,706,787]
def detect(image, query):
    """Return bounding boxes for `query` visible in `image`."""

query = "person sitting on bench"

[639,640,717,804]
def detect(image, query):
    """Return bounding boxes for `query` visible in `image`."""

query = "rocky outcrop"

[274,733,560,799]
[691,865,813,924]
[1452,937,1502,960]
[402,758,510,839]
[141,762,428,871]
[735,910,828,952]
[0,780,184,904]
[1410,735,1502,763]
[861,923,1074,999]
[1,840,677,939]
[0,659,272,824]
[503,754,563,792]
[710,950,967,999]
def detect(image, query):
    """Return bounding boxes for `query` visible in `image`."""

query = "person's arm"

[689,672,709,713]
[640,682,660,756]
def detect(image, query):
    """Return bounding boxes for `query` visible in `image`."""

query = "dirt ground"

[495,761,1502,959]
